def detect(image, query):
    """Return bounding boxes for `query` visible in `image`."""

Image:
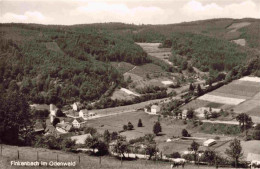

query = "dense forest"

[163,32,247,72]
[0,24,150,106]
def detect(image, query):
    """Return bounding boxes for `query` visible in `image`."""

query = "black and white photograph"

[0,0,260,168]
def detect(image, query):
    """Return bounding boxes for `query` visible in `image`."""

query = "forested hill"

[0,24,149,107]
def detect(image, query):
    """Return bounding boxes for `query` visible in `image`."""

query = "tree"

[56,109,65,117]
[189,141,200,163]
[96,140,109,156]
[103,130,111,144]
[196,84,203,96]
[182,129,190,137]
[235,113,253,131]
[113,136,129,158]
[85,136,99,152]
[153,122,162,136]
[145,143,158,160]
[201,150,216,165]
[0,92,34,145]
[204,110,209,119]
[123,125,128,131]
[84,127,97,135]
[189,83,194,91]
[111,132,118,141]
[52,118,60,126]
[225,138,243,168]
[61,138,76,151]
[138,119,143,127]
[186,109,194,119]
[127,122,134,130]
[252,124,260,140]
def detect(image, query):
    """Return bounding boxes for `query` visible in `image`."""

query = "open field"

[198,94,245,105]
[87,111,185,141]
[111,89,136,101]
[184,77,260,118]
[129,63,166,78]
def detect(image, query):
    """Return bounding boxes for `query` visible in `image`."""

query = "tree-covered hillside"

[0,24,150,107]
[165,32,248,72]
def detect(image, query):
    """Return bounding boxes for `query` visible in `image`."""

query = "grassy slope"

[0,145,232,169]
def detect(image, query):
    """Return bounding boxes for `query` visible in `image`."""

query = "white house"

[203,139,216,147]
[79,109,88,120]
[50,104,58,123]
[72,102,83,111]
[71,117,85,128]
[151,105,160,114]
[182,109,188,119]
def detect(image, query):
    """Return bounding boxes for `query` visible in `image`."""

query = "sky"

[1,0,260,25]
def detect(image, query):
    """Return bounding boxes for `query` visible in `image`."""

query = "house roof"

[34,122,45,132]
[30,104,50,111]
[247,153,260,162]
[151,105,159,109]
[71,134,92,144]
[79,109,88,114]
[74,117,85,123]
[203,139,216,144]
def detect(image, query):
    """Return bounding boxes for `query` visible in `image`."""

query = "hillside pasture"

[111,89,136,101]
[212,81,260,98]
[129,63,166,78]
[111,62,135,74]
[198,94,245,105]
[227,22,251,32]
[137,43,172,66]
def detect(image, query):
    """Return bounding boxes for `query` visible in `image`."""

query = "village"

[28,74,260,168]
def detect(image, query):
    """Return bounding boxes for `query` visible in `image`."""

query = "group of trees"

[135,85,167,94]
[0,91,34,145]
[123,122,134,131]
[184,138,243,168]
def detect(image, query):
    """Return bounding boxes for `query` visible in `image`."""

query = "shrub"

[123,125,128,131]
[127,122,134,130]
[170,152,181,158]
[253,130,260,140]
[182,129,190,137]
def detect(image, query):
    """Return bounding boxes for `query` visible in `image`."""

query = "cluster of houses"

[31,102,97,136]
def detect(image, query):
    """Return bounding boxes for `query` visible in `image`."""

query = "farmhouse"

[56,123,72,133]
[79,109,88,120]
[33,122,45,134]
[45,125,59,137]
[151,105,160,114]
[71,117,86,128]
[71,134,92,144]
[203,139,216,147]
